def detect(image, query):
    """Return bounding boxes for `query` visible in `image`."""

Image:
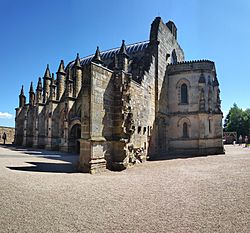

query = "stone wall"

[150,17,185,112]
[148,17,186,157]
[165,61,223,155]
[14,17,224,172]
[0,126,15,144]
[129,56,156,151]
[79,62,114,173]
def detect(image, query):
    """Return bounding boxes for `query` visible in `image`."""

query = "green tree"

[224,103,250,137]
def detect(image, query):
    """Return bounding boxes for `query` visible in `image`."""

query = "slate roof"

[68,40,149,68]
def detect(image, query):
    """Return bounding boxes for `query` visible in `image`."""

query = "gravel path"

[0,145,249,233]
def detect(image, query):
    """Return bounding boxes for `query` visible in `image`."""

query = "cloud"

[0,112,13,119]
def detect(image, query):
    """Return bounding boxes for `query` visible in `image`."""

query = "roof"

[68,40,149,68]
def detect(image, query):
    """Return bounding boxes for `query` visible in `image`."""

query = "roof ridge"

[67,40,150,68]
[80,40,149,61]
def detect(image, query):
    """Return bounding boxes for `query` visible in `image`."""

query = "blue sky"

[0,0,249,127]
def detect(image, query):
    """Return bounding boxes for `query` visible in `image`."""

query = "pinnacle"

[44,64,51,78]
[57,60,66,74]
[74,53,81,68]
[37,77,43,91]
[92,46,103,64]
[118,40,128,56]
[29,82,34,93]
[20,85,24,95]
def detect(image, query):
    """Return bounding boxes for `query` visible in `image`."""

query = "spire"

[74,53,81,68]
[36,77,43,91]
[19,85,26,107]
[44,64,51,78]
[36,77,43,104]
[29,82,35,106]
[92,46,103,64]
[29,82,34,93]
[57,60,66,74]
[116,40,129,72]
[118,40,128,56]
[20,85,24,95]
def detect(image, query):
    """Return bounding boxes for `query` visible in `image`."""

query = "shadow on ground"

[2,145,80,174]
[147,153,220,161]
[7,162,77,173]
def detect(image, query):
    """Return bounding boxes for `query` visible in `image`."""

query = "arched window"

[183,122,188,138]
[181,84,188,103]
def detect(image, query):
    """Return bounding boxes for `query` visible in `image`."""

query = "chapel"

[15,17,224,173]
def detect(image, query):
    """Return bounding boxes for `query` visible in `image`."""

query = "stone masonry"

[15,17,224,173]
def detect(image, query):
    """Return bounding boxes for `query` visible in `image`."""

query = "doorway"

[69,124,81,154]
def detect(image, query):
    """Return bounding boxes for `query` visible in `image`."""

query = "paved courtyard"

[0,145,249,233]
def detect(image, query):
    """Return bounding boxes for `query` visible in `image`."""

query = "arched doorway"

[69,124,81,153]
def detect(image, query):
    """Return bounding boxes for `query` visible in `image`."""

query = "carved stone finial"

[29,82,34,93]
[118,40,128,56]
[36,77,43,91]
[92,46,103,64]
[44,64,51,78]
[74,53,81,68]
[20,85,24,95]
[57,60,66,74]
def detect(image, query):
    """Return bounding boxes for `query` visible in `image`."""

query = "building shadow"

[2,144,80,173]
[147,152,220,161]
[7,161,77,173]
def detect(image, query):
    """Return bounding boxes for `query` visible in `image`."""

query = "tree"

[223,111,231,129]
[224,103,250,137]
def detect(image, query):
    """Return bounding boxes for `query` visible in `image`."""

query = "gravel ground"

[0,145,249,233]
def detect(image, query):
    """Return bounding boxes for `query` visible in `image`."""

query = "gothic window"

[183,122,188,138]
[178,117,191,138]
[181,84,188,104]
[176,78,190,105]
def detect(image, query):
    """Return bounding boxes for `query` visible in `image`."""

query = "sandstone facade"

[15,17,224,173]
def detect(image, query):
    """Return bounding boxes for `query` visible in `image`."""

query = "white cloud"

[0,112,13,119]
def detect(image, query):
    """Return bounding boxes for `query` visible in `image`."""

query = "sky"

[0,0,249,127]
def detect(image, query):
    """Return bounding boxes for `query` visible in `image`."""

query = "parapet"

[167,59,215,74]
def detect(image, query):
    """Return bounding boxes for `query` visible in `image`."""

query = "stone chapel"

[15,17,224,173]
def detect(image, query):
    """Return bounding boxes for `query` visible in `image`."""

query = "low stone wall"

[0,126,15,144]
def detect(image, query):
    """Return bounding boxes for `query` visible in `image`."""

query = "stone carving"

[128,144,145,164]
